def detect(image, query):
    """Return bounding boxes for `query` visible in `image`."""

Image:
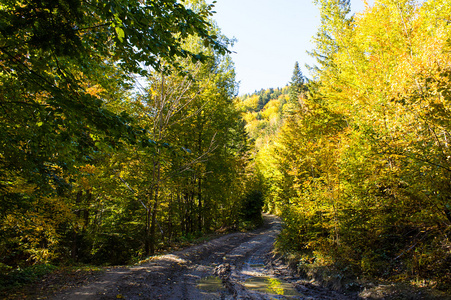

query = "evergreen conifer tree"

[288,61,306,108]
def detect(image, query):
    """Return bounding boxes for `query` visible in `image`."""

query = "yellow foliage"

[79,164,98,175]
[243,111,257,124]
[261,99,280,120]
[2,196,73,264]
[85,84,105,98]
[241,95,260,111]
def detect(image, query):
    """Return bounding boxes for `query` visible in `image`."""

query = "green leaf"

[115,27,125,43]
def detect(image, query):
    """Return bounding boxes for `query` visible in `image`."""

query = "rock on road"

[54,214,352,300]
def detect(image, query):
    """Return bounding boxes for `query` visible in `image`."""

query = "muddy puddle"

[241,261,299,296]
[197,276,225,292]
[243,276,300,297]
[197,275,299,298]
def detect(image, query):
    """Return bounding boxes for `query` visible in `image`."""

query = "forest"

[0,0,263,277]
[249,0,451,292]
[1,0,451,295]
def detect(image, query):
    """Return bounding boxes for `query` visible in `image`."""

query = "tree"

[309,0,351,74]
[0,0,234,268]
[262,0,451,286]
[0,0,228,202]
[289,62,306,100]
[234,0,451,287]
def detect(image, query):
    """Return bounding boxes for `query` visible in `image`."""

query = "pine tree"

[308,0,351,81]
[287,61,306,111]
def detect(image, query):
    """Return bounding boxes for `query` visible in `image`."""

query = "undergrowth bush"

[276,206,451,293]
[0,264,57,289]
[91,233,140,265]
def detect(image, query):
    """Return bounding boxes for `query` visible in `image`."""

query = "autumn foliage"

[255,0,451,290]
[0,0,259,280]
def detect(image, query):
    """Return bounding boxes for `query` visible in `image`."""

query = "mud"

[53,214,353,299]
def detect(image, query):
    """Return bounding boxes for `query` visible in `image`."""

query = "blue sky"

[211,0,371,95]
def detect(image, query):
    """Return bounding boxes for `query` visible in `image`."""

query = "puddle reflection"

[197,276,225,292]
[244,276,299,296]
[197,275,299,298]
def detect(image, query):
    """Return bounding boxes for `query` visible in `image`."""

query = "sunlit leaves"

[0,0,234,269]
[265,0,451,283]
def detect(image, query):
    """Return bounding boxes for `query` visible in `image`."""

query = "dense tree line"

[0,0,261,273]
[236,86,290,146]
[254,0,451,291]
[4,0,451,293]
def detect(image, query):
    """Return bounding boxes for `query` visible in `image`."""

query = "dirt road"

[54,214,352,299]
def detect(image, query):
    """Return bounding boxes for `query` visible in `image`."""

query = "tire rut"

[53,215,354,300]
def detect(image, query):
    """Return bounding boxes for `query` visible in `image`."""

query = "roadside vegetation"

[2,0,451,298]
[0,0,264,294]
[239,0,451,296]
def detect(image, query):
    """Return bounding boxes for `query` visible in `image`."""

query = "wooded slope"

[252,0,451,291]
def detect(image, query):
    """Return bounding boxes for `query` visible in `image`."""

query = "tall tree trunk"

[144,206,151,256]
[198,177,202,233]
[150,198,159,255]
[149,161,161,255]
[197,121,203,233]
[168,193,173,242]
[184,192,190,234]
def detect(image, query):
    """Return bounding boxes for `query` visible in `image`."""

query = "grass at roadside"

[0,264,104,300]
